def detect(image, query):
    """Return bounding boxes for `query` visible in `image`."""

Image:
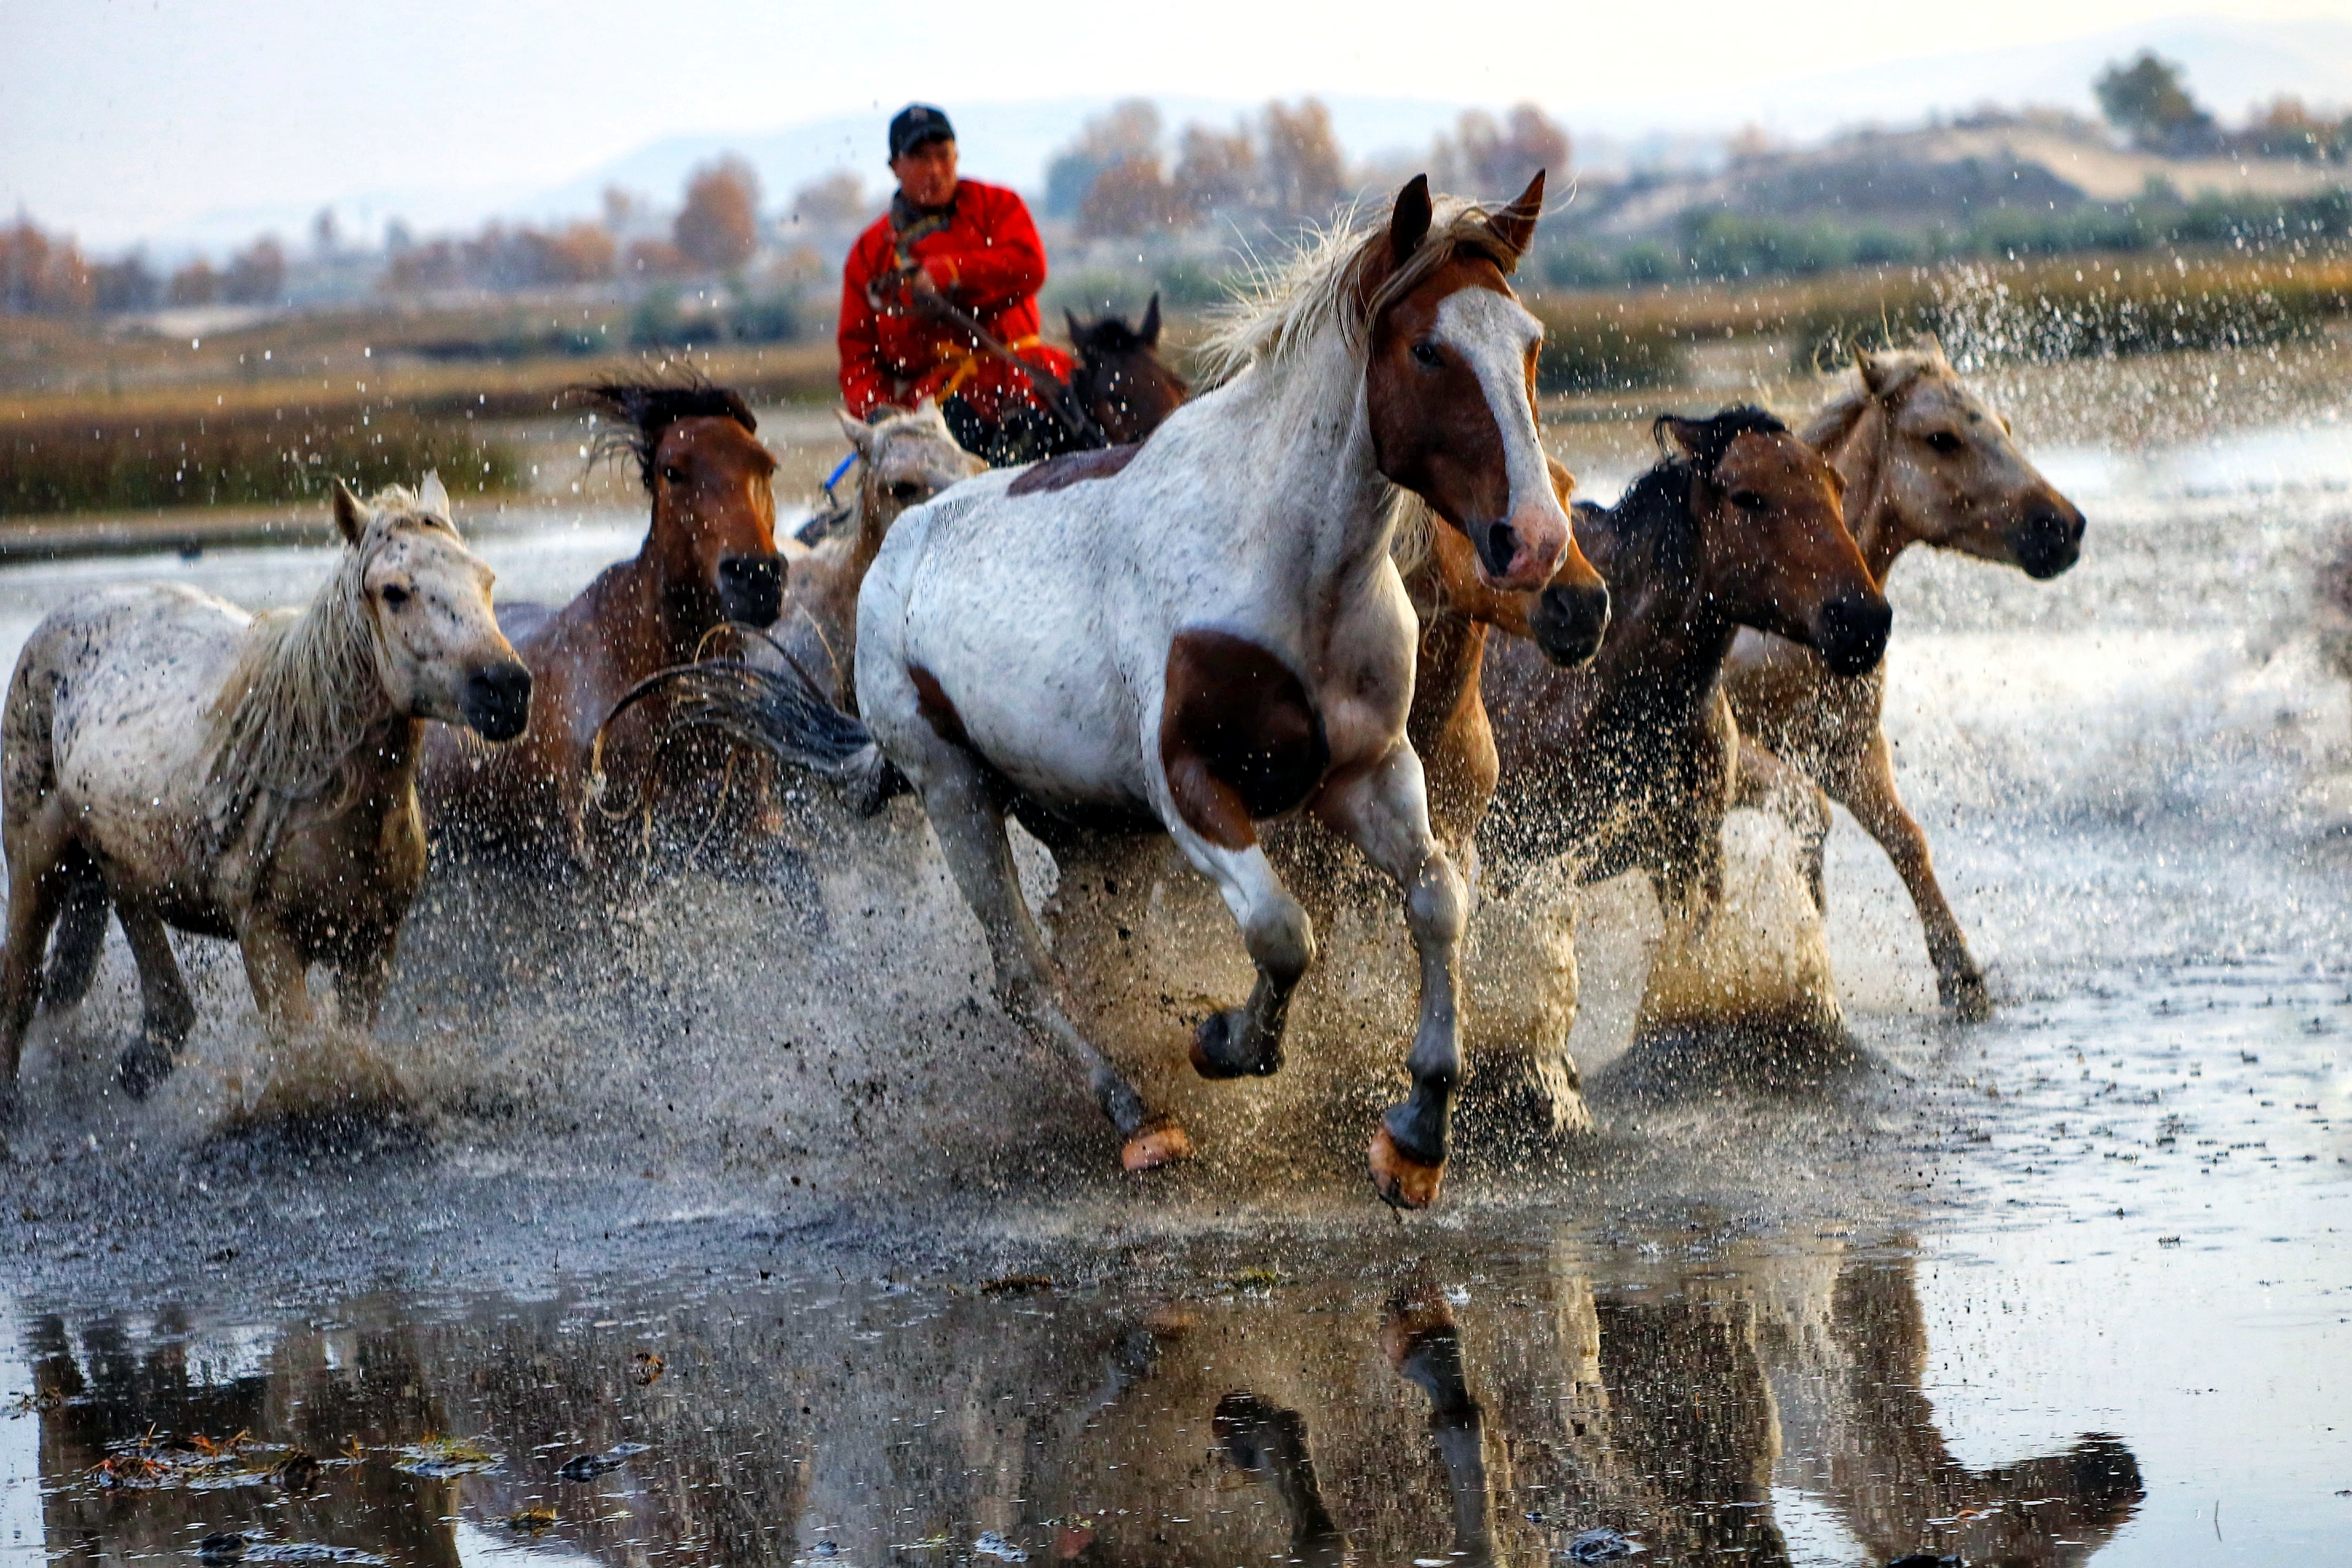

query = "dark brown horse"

[1477,409,1889,913]
[1064,294,1191,446]
[420,381,783,863]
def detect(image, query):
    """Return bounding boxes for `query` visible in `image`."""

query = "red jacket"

[837,179,1074,420]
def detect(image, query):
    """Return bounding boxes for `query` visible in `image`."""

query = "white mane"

[203,485,456,854]
[1196,195,1529,386]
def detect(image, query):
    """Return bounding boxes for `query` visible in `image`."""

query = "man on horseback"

[838,104,1085,465]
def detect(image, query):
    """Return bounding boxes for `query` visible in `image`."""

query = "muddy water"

[0,377,2348,1561]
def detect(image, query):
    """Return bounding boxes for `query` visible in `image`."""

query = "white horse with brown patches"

[0,476,529,1118]
[841,174,1598,1206]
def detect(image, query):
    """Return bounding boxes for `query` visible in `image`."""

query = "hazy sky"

[4,0,2349,247]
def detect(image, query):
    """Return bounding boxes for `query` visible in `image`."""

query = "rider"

[838,104,1077,466]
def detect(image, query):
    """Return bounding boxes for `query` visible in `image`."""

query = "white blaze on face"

[1432,287,1570,575]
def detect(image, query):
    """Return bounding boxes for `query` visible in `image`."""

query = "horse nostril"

[2014,507,2083,579]
[717,553,785,626]
[1532,581,1610,668]
[1477,521,1519,579]
[463,660,534,741]
[1818,592,1891,677]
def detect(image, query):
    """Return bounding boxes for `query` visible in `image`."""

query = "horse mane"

[573,377,759,492]
[1595,406,1790,584]
[203,486,449,854]
[1197,192,1530,385]
[1798,346,1937,450]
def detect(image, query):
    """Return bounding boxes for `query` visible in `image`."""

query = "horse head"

[1065,294,1191,445]
[1662,408,1890,678]
[576,380,785,637]
[1421,453,1610,666]
[1850,338,2086,580]
[1363,171,1577,595]
[838,399,985,554]
[332,473,531,740]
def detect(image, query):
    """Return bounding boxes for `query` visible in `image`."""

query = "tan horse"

[770,401,985,708]
[1725,340,2085,1018]
[0,478,528,1115]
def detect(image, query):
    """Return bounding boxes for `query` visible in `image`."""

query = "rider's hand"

[904,264,947,316]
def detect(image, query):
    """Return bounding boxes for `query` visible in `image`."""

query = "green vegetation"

[1528,303,1691,393]
[1,408,519,516]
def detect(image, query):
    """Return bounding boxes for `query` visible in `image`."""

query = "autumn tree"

[223,237,285,305]
[1434,104,1570,193]
[168,258,219,306]
[0,218,92,315]
[674,156,762,271]
[1045,99,1164,216]
[1080,155,1181,237]
[1261,99,1346,219]
[789,171,869,230]
[1173,123,1259,216]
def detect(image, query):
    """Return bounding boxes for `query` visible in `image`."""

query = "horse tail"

[40,859,110,1011]
[589,661,910,817]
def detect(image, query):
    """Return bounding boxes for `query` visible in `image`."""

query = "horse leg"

[0,803,74,1116]
[39,850,111,1013]
[1168,828,1315,1081]
[1314,745,1466,1209]
[115,905,196,1099]
[1734,738,1831,915]
[1827,730,1989,1019]
[920,750,1191,1172]
[238,917,317,1059]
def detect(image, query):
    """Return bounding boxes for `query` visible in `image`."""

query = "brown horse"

[420,381,783,863]
[1723,341,2085,1017]
[1064,294,1192,446]
[1477,409,1889,913]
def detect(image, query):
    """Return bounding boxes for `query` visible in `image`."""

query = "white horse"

[772,401,985,708]
[844,174,1585,1206]
[0,475,529,1116]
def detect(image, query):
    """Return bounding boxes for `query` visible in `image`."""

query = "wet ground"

[0,358,2347,1563]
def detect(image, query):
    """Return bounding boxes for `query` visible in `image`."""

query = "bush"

[1529,306,1690,394]
[1,411,520,516]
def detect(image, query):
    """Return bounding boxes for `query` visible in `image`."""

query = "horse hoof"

[1189,1010,1279,1079]
[1940,971,1993,1022]
[1121,1118,1195,1172]
[117,1041,176,1101]
[1368,1126,1445,1210]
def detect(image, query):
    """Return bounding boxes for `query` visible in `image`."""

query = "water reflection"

[10,1239,2142,1568]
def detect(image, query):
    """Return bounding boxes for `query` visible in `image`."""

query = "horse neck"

[1587,502,1736,713]
[1235,337,1398,603]
[851,469,897,577]
[1814,399,1910,585]
[624,500,715,658]
[1407,602,1488,751]
[208,555,406,846]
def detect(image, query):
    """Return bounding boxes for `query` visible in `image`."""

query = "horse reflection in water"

[9,1242,2141,1568]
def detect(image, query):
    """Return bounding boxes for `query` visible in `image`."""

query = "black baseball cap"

[889,104,956,160]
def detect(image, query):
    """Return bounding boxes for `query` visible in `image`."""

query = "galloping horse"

[819,174,1587,1205]
[1479,409,1889,911]
[1723,340,2085,1016]
[0,477,528,1113]
[772,401,984,708]
[420,381,785,862]
[1065,295,1191,446]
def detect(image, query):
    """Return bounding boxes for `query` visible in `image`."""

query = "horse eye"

[1410,340,1443,368]
[1924,431,1964,455]
[381,584,411,608]
[1731,491,1769,513]
[890,481,922,502]
[660,464,687,485]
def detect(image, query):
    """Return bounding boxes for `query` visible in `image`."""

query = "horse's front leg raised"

[1166,826,1317,1082]
[1314,744,1467,1209]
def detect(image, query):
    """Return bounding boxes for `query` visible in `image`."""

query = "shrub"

[1529,305,1690,394]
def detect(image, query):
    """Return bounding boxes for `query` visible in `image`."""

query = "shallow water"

[0,399,2348,1562]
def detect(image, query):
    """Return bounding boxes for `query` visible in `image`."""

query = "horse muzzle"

[1471,510,1567,592]
[717,552,786,628]
[461,659,534,742]
[2010,502,2086,580]
[1530,577,1610,667]
[1816,591,1892,678]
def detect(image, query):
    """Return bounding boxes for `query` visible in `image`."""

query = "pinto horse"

[420,381,784,862]
[1065,295,1191,446]
[756,175,1588,1205]
[1723,340,2085,1017]
[0,477,528,1115]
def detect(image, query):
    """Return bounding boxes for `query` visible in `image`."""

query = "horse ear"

[836,407,875,456]
[1486,170,1545,266]
[331,478,367,545]
[1919,331,1950,366]
[418,470,452,520]
[1139,293,1162,346]
[1065,309,1085,346]
[1389,174,1433,267]
[1657,416,1701,460]
[1854,347,1900,399]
